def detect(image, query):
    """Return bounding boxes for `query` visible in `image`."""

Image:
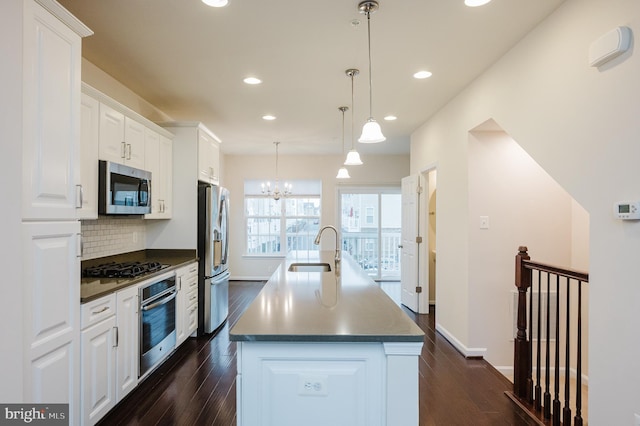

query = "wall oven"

[139,272,176,378]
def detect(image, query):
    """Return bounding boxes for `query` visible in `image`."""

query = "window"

[245,180,321,256]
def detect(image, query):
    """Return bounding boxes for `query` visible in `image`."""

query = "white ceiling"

[57,0,565,156]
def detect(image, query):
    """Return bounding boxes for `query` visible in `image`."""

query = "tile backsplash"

[81,217,146,260]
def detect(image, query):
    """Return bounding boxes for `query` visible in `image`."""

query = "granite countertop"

[229,251,425,343]
[80,249,197,303]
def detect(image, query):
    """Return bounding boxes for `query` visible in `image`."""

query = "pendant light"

[358,0,386,143]
[261,142,291,200]
[336,106,351,179]
[344,69,363,166]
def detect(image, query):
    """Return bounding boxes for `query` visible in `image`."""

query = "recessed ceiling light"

[464,0,492,7]
[384,115,397,121]
[262,115,276,121]
[413,70,433,79]
[202,0,229,7]
[243,77,262,85]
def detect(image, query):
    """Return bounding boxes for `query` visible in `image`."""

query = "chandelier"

[261,141,291,200]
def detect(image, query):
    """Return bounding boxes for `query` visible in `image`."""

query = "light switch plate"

[480,216,489,229]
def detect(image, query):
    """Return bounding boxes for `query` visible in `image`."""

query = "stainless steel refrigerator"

[197,182,230,335]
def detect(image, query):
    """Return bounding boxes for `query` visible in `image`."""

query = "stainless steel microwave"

[98,160,151,215]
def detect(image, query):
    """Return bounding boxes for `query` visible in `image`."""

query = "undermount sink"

[288,262,332,272]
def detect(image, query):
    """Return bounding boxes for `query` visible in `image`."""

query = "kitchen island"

[230,251,424,426]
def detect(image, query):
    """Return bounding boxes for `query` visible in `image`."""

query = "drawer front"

[186,287,198,308]
[187,304,198,335]
[81,294,117,329]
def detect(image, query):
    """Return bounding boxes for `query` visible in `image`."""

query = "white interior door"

[401,175,419,312]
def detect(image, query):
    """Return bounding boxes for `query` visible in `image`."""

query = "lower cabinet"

[80,295,117,426]
[116,285,139,401]
[236,341,423,426]
[176,262,198,346]
[81,286,139,426]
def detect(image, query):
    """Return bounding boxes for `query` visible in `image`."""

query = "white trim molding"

[435,322,487,358]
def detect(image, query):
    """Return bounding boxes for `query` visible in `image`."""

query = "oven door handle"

[141,291,177,311]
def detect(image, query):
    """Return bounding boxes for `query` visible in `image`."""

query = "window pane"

[381,194,401,276]
[286,218,319,255]
[246,217,281,255]
[286,197,321,216]
[246,197,280,217]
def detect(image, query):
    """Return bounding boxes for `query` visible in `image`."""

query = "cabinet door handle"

[127,144,132,160]
[178,276,182,291]
[209,166,214,178]
[121,141,126,158]
[77,233,82,258]
[76,184,83,209]
[92,306,109,315]
[113,326,119,348]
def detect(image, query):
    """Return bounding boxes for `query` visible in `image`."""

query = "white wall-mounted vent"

[588,26,632,67]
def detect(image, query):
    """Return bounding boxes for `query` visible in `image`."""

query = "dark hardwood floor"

[99,281,535,426]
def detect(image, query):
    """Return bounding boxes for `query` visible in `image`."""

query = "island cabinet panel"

[237,342,385,426]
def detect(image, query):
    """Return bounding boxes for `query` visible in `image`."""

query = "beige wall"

[224,154,409,280]
[410,0,639,422]
[81,59,173,122]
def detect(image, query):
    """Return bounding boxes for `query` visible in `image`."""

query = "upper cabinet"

[198,128,221,185]
[79,93,100,219]
[81,84,174,219]
[144,130,173,219]
[22,0,90,221]
[99,103,146,170]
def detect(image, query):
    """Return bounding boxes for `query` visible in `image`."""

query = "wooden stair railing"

[509,246,589,426]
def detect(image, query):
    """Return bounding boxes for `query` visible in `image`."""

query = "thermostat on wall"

[613,201,640,220]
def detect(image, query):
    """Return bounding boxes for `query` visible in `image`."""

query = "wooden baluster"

[544,273,551,419]
[534,270,542,411]
[574,281,583,426]
[514,246,532,400]
[563,277,572,425]
[553,275,561,426]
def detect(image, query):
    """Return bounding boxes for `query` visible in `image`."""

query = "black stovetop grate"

[83,261,166,279]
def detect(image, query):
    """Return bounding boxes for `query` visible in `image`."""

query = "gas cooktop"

[82,261,169,279]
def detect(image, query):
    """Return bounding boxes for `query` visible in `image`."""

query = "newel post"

[514,246,532,400]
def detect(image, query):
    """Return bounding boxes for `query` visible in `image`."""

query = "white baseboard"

[435,322,487,358]
[493,366,589,386]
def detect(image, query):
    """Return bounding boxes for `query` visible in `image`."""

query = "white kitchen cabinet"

[176,262,198,346]
[81,295,117,426]
[80,284,139,426]
[145,130,173,219]
[78,91,100,219]
[198,129,221,184]
[23,220,82,423]
[115,285,139,401]
[99,103,146,170]
[22,0,87,221]
[146,122,220,249]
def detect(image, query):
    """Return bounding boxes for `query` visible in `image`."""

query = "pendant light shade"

[358,1,385,144]
[359,118,385,143]
[344,149,363,166]
[336,167,351,179]
[336,106,351,179]
[344,69,363,165]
